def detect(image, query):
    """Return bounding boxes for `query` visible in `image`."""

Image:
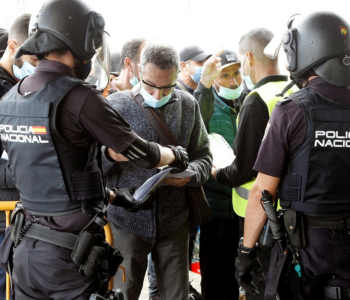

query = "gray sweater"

[103,86,212,238]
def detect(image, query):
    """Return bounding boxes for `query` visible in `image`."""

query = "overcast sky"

[2,0,350,74]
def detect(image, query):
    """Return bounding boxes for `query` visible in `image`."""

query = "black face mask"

[72,59,92,80]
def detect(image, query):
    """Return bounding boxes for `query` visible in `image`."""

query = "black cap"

[179,45,211,62]
[219,50,240,69]
[0,28,8,58]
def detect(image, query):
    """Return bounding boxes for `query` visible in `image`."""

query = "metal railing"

[0,201,114,300]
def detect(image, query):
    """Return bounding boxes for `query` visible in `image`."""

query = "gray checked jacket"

[103,83,212,238]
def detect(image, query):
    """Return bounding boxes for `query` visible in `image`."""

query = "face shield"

[85,31,110,91]
[263,33,284,59]
[263,14,300,60]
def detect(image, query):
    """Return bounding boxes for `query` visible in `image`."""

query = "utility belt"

[324,286,350,300]
[264,209,350,300]
[260,209,350,250]
[261,191,350,300]
[10,202,124,285]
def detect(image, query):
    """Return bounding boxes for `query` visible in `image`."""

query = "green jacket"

[194,83,247,218]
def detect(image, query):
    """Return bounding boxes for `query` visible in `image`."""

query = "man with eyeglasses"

[103,43,212,300]
[176,45,211,95]
[147,44,210,300]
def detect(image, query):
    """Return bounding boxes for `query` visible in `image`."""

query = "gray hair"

[239,28,277,65]
[120,38,146,70]
[140,43,180,73]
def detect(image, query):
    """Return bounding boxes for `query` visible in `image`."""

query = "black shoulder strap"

[131,84,178,146]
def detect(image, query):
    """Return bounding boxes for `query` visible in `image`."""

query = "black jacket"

[0,66,20,233]
[216,75,289,188]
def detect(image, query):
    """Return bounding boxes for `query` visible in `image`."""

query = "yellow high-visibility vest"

[232,81,296,217]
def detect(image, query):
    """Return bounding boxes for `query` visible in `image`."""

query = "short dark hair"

[8,14,31,46]
[37,47,70,60]
[120,38,146,70]
[239,28,277,65]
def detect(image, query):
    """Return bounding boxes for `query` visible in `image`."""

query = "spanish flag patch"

[340,26,348,36]
[31,126,47,135]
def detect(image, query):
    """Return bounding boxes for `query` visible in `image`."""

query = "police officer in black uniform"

[0,0,189,299]
[234,11,350,300]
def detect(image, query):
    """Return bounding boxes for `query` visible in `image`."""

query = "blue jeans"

[0,233,6,300]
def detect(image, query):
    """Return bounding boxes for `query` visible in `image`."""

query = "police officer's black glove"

[235,239,265,296]
[111,187,156,213]
[81,199,105,218]
[167,145,189,174]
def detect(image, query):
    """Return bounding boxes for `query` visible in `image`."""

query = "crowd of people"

[0,2,350,300]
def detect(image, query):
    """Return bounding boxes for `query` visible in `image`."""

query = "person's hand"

[167,145,189,173]
[108,148,129,162]
[163,177,190,187]
[111,187,156,212]
[200,49,225,88]
[235,247,265,296]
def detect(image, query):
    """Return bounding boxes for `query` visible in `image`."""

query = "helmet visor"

[264,33,284,60]
[85,31,110,91]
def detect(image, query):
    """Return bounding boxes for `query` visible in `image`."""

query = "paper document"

[134,167,197,201]
[208,133,235,169]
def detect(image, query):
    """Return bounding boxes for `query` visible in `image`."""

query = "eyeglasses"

[140,74,177,94]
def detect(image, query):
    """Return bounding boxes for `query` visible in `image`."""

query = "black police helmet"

[16,0,105,62]
[283,11,350,86]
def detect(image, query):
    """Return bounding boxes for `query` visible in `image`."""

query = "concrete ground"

[137,271,201,300]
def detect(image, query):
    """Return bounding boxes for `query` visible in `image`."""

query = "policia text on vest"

[314,130,350,147]
[0,125,49,143]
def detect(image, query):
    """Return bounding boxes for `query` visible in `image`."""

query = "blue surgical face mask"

[215,80,243,100]
[187,64,202,83]
[12,60,36,80]
[129,65,139,87]
[242,56,255,90]
[140,87,172,108]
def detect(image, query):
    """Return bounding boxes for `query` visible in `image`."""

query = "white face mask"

[214,80,243,100]
[242,56,255,90]
[12,59,36,80]
[129,65,139,87]
[140,87,172,108]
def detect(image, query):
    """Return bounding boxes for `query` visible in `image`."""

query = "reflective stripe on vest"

[232,81,296,217]
[232,180,254,217]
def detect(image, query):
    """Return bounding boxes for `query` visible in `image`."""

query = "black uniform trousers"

[267,227,350,299]
[199,216,240,300]
[12,237,98,299]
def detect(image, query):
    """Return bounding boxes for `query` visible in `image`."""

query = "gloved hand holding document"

[134,167,197,201]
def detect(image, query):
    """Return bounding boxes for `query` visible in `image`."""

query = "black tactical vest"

[0,75,105,216]
[279,87,350,215]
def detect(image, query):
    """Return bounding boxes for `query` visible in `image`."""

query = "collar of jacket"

[212,88,236,112]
